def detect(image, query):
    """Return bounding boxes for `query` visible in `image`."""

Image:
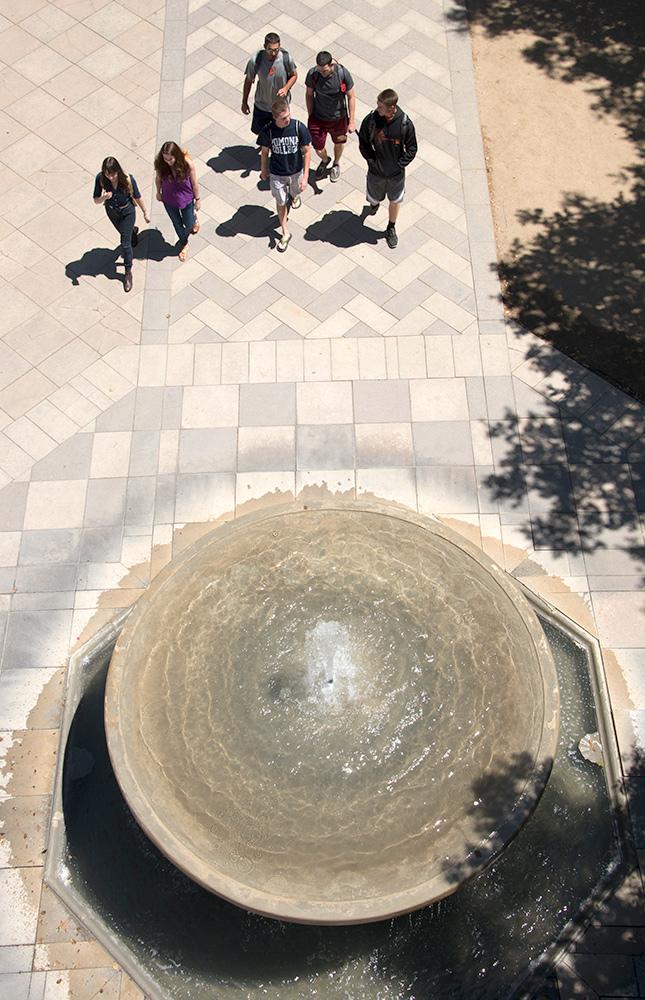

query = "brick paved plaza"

[0,0,643,997]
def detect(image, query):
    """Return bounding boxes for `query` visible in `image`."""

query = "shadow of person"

[207,146,260,179]
[65,228,178,285]
[216,205,279,248]
[65,247,120,286]
[304,208,383,248]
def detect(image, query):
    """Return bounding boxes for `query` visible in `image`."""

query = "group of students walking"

[93,31,417,288]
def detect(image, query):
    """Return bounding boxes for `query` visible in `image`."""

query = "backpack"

[311,64,348,117]
[254,48,296,78]
[367,109,409,147]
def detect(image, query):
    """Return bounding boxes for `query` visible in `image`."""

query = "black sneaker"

[132,226,139,248]
[316,158,329,179]
[386,224,398,249]
[364,203,379,216]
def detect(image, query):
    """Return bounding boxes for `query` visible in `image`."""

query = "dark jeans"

[105,204,135,269]
[164,201,195,245]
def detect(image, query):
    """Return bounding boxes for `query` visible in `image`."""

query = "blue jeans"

[105,204,135,269]
[164,201,195,244]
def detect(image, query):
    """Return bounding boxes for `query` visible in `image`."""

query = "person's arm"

[242,74,253,115]
[305,85,314,118]
[399,119,418,169]
[93,176,111,205]
[300,143,311,191]
[186,156,201,214]
[260,145,270,181]
[277,67,297,99]
[346,87,356,133]
[155,170,163,202]
[133,196,150,223]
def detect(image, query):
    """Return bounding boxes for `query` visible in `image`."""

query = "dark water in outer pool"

[61,621,615,1000]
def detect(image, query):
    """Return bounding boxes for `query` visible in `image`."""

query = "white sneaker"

[330,163,340,182]
[290,195,301,209]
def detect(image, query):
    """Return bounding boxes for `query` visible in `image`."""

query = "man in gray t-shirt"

[242,32,298,139]
[305,51,356,183]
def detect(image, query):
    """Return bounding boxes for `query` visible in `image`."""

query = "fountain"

[104,503,559,924]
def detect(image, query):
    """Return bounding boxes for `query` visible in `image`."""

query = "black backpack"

[254,48,296,78]
[310,64,348,117]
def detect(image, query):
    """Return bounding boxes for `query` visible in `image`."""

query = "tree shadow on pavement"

[448,0,645,403]
[304,208,383,248]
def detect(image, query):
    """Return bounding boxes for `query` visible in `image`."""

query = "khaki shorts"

[270,172,302,207]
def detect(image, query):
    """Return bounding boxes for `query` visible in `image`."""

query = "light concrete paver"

[0,0,642,997]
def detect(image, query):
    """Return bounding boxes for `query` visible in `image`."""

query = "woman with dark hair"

[154,142,201,262]
[93,156,149,293]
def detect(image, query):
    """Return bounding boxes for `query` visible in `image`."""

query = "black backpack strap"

[254,50,263,72]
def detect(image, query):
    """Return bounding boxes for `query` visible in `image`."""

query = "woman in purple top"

[154,142,201,261]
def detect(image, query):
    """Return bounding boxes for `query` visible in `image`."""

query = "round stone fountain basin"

[105,504,559,924]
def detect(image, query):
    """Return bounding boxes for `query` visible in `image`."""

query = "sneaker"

[277,233,292,253]
[364,203,379,216]
[131,226,139,248]
[315,158,329,179]
[386,224,398,249]
[124,270,133,293]
[330,163,340,182]
[290,194,301,209]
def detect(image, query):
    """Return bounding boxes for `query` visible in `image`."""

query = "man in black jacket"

[358,88,418,248]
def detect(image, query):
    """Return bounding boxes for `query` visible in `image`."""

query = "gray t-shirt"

[305,64,354,121]
[245,51,296,112]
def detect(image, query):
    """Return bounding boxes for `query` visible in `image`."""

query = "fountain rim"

[104,500,560,925]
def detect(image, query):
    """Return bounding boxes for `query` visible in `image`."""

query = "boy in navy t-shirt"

[259,97,312,252]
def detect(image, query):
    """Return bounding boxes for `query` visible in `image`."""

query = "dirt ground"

[466,2,643,402]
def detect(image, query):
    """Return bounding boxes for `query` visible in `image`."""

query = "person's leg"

[309,118,330,176]
[270,175,291,251]
[181,201,196,236]
[330,120,348,181]
[364,170,385,215]
[388,201,401,225]
[385,175,405,248]
[119,210,135,290]
[289,172,303,209]
[164,204,188,243]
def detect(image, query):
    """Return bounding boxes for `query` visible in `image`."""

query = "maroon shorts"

[308,116,349,150]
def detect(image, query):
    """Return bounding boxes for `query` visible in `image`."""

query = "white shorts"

[270,172,302,207]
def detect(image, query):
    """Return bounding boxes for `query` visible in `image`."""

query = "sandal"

[178,244,189,261]
[277,233,292,253]
[191,221,200,234]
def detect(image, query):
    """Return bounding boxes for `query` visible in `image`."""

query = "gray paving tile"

[238,426,295,472]
[134,387,164,430]
[417,465,478,514]
[175,472,235,523]
[14,564,77,594]
[30,434,92,481]
[162,386,183,429]
[353,380,411,423]
[179,428,237,473]
[155,474,176,523]
[385,281,435,320]
[128,430,161,477]
[4,609,72,668]
[125,476,155,527]
[94,391,136,432]
[79,526,123,563]
[0,568,16,594]
[239,383,295,427]
[0,483,28,531]
[345,267,395,304]
[413,421,474,465]
[84,478,128,528]
[297,425,354,470]
[229,283,281,324]
[465,377,488,420]
[416,212,469,253]
[192,271,244,310]
[421,265,473,305]
[355,423,414,468]
[170,284,206,322]
[19,530,80,566]
[306,282,357,323]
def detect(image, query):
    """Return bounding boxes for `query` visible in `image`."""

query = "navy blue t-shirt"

[258,119,311,176]
[93,173,141,209]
